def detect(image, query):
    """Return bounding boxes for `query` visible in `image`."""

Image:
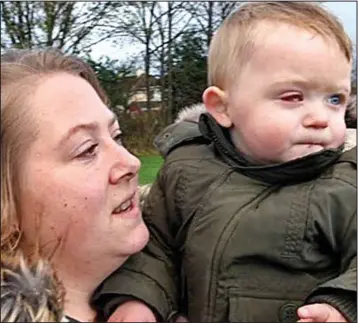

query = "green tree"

[170,30,207,118]
[87,56,136,111]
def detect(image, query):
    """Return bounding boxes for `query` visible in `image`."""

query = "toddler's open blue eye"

[327,94,342,106]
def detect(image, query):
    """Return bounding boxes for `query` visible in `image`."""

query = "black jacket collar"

[199,113,343,185]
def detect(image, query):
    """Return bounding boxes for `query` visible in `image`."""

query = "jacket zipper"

[205,186,277,320]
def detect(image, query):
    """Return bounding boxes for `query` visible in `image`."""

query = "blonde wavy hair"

[1,49,108,257]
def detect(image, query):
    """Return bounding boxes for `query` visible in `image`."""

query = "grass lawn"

[139,155,163,185]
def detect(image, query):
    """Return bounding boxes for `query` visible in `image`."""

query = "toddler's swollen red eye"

[280,94,303,102]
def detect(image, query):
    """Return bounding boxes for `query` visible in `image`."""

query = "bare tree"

[149,2,194,122]
[0,1,117,54]
[186,1,240,47]
[166,2,174,123]
[103,2,193,113]
[102,2,162,111]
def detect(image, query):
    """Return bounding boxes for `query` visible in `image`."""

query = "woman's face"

[18,72,149,265]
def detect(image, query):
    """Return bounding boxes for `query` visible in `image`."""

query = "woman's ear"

[202,86,232,128]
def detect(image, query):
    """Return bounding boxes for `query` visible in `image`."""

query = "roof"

[119,73,161,94]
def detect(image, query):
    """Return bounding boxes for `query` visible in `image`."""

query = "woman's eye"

[78,144,98,158]
[113,133,123,145]
[327,94,344,106]
[280,93,303,102]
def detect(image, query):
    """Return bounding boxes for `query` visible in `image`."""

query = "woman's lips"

[112,191,140,219]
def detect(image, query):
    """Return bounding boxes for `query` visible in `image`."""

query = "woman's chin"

[121,222,150,256]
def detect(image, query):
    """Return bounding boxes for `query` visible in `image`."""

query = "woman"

[1,48,150,322]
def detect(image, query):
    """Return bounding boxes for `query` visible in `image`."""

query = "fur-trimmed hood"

[1,253,64,322]
[175,103,207,124]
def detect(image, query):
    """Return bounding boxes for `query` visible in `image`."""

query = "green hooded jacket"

[92,106,357,322]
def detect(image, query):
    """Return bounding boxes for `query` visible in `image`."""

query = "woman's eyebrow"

[59,115,118,147]
[59,122,98,147]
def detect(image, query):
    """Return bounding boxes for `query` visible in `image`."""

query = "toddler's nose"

[303,105,329,129]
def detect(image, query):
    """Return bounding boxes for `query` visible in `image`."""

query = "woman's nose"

[109,146,141,185]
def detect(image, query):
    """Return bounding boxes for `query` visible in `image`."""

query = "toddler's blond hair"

[208,2,353,89]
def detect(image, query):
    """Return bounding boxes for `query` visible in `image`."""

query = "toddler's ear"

[202,86,232,128]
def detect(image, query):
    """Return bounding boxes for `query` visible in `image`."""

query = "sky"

[322,2,356,42]
[90,1,357,62]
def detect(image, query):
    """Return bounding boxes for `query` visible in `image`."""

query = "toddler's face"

[225,22,351,164]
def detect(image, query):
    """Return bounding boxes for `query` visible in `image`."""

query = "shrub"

[117,110,168,156]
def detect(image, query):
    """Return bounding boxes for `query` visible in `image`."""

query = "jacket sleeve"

[305,169,357,322]
[91,164,182,320]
